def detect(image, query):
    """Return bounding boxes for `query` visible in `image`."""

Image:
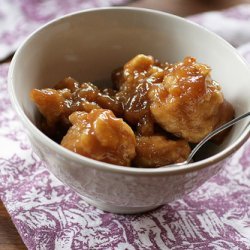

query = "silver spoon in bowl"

[163,111,250,168]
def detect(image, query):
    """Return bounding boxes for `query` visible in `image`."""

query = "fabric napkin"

[1,3,250,249]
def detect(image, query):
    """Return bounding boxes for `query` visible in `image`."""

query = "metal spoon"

[163,111,250,168]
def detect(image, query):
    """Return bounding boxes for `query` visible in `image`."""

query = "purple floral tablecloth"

[0,3,250,249]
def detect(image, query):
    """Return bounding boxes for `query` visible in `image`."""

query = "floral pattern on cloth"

[0,61,250,249]
[0,0,129,61]
[1,3,250,250]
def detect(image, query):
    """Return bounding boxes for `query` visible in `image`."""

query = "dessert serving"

[10,7,250,213]
[30,54,234,168]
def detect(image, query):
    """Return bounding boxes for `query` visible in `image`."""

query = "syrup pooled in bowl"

[30,55,234,168]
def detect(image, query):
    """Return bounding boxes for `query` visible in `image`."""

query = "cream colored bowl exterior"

[8,8,250,213]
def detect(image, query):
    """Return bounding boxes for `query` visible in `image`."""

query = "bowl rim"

[8,6,250,176]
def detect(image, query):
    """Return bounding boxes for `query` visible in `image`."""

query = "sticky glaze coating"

[149,57,234,143]
[133,136,191,168]
[30,54,234,167]
[61,109,136,166]
[30,77,122,142]
[113,54,167,136]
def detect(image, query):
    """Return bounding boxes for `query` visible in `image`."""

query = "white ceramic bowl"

[8,7,250,214]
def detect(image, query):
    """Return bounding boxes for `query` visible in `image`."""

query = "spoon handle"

[186,111,250,163]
